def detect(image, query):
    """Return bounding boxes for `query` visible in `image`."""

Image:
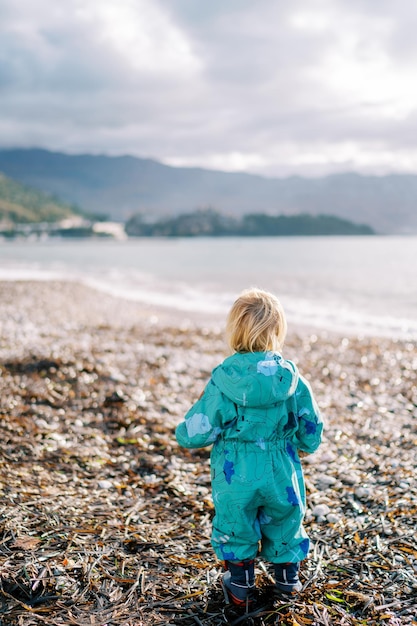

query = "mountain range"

[0,148,416,233]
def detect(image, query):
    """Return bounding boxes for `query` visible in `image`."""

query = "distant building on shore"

[92,222,127,240]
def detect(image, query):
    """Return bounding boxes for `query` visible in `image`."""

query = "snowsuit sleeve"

[292,375,323,454]
[175,378,237,449]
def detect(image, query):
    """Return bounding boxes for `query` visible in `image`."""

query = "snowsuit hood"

[211,351,299,408]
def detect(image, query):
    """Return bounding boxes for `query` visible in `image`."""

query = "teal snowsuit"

[176,351,323,564]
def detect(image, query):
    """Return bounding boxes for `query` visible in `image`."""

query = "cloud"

[1,0,417,176]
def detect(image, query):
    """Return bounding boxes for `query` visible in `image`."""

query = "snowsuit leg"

[210,444,262,562]
[258,448,310,563]
[258,507,310,563]
[211,486,261,562]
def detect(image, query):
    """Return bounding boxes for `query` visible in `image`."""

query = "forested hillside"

[125,209,375,237]
[0,172,78,223]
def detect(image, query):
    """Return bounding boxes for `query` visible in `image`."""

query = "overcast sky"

[2,0,417,177]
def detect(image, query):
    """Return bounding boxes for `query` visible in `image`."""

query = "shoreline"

[1,249,417,340]
[0,276,414,342]
[1,279,416,624]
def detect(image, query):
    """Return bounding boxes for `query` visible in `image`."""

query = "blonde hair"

[226,288,287,353]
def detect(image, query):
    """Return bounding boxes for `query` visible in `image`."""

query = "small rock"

[104,389,127,405]
[343,473,360,485]
[399,480,410,489]
[312,504,331,518]
[320,451,337,463]
[316,474,337,489]
[355,487,372,500]
[98,480,113,489]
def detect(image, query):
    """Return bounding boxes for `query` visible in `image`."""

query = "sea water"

[0,236,416,339]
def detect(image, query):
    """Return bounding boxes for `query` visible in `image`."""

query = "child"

[175,288,323,607]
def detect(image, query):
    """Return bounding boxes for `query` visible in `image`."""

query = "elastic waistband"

[215,437,291,452]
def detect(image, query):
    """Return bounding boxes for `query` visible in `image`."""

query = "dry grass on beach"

[0,281,416,625]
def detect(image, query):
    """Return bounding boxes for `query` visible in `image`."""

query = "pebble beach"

[0,280,416,625]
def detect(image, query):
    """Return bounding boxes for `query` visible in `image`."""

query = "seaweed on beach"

[0,282,416,625]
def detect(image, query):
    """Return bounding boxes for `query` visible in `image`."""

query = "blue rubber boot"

[222,559,255,608]
[274,562,302,597]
